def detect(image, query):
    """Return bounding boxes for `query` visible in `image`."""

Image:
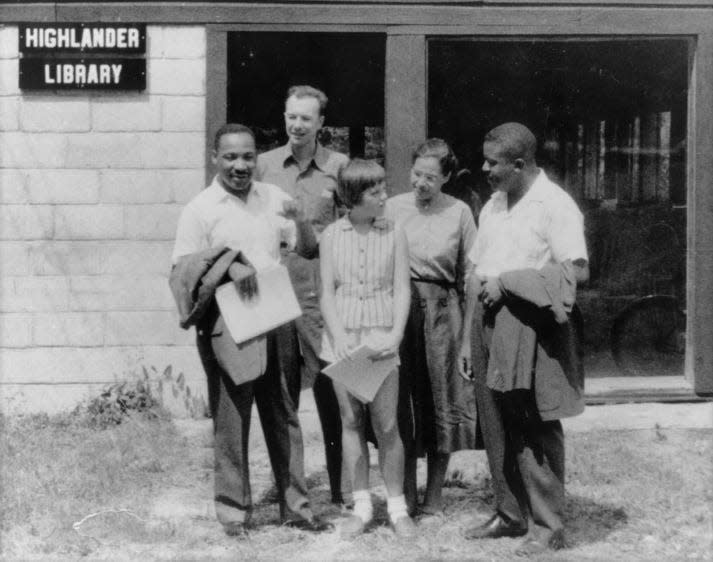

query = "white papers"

[323,344,399,403]
[215,264,302,344]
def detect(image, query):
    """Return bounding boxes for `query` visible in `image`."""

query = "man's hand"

[279,199,305,222]
[457,340,474,381]
[480,276,503,308]
[228,262,258,300]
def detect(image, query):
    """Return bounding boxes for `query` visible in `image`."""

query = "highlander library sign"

[19,23,146,90]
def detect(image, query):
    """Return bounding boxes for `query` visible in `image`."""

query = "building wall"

[0,25,209,415]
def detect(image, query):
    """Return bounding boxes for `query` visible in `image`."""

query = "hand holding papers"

[323,344,399,403]
[215,264,302,344]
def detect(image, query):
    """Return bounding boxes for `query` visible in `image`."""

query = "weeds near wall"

[74,365,207,429]
[83,370,160,429]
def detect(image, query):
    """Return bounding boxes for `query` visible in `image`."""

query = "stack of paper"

[323,344,399,403]
[215,264,302,344]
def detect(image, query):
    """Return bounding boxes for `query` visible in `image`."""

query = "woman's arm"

[373,225,411,358]
[458,263,481,380]
[319,229,351,361]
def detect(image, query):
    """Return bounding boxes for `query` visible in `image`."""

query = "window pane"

[429,38,689,377]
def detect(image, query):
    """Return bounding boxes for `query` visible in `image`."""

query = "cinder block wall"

[0,25,208,416]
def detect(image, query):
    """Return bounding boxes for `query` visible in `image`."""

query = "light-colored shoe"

[340,515,365,540]
[391,515,417,538]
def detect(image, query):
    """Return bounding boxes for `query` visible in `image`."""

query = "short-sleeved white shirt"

[468,169,588,277]
[171,177,296,269]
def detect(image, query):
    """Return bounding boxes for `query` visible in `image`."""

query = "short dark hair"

[213,123,255,151]
[337,159,385,209]
[412,138,458,177]
[286,85,328,115]
[484,122,537,163]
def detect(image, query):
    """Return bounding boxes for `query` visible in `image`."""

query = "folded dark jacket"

[484,262,584,420]
[169,247,241,329]
[169,247,266,386]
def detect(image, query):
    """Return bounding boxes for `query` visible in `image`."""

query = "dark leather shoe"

[515,529,567,556]
[463,514,527,540]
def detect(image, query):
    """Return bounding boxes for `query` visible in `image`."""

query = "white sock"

[352,489,373,523]
[387,494,409,522]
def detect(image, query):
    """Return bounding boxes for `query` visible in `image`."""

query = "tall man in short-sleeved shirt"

[460,123,589,556]
[256,85,349,505]
[172,123,332,535]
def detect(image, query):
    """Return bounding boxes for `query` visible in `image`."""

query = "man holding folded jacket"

[459,122,589,556]
[169,123,332,536]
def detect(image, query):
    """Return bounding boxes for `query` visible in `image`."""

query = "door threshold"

[585,376,706,404]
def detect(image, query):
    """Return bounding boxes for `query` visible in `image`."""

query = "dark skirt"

[400,279,478,456]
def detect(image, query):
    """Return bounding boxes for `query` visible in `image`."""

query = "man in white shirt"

[460,123,589,556]
[172,123,331,536]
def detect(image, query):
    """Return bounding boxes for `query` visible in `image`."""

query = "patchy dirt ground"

[2,401,711,561]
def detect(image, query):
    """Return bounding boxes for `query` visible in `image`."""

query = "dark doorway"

[428,38,690,378]
[227,32,385,161]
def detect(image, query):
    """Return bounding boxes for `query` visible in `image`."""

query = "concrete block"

[99,241,174,275]
[28,241,171,276]
[100,170,172,204]
[154,26,205,59]
[0,59,19,94]
[0,169,28,204]
[147,59,204,95]
[32,312,105,346]
[0,345,204,383]
[105,310,193,345]
[69,275,175,311]
[0,132,66,168]
[0,313,33,348]
[124,204,183,240]
[0,276,70,312]
[0,242,31,275]
[28,241,104,276]
[0,205,54,240]
[138,132,205,168]
[26,169,100,204]
[64,133,143,169]
[0,26,19,59]
[54,205,124,240]
[92,95,162,132]
[0,346,207,416]
[162,96,205,131]
[171,169,204,203]
[0,96,19,131]
[20,97,91,132]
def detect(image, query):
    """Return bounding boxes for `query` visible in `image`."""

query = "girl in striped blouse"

[320,159,415,539]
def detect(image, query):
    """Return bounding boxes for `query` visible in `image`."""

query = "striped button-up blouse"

[323,215,396,330]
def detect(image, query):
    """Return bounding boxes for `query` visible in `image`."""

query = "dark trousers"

[200,326,309,525]
[474,365,565,534]
[283,253,344,502]
[314,362,345,502]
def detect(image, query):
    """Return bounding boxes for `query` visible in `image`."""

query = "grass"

[0,407,711,561]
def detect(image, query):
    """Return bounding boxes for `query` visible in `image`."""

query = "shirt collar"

[339,215,390,231]
[207,175,259,202]
[280,141,329,172]
[491,168,547,211]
